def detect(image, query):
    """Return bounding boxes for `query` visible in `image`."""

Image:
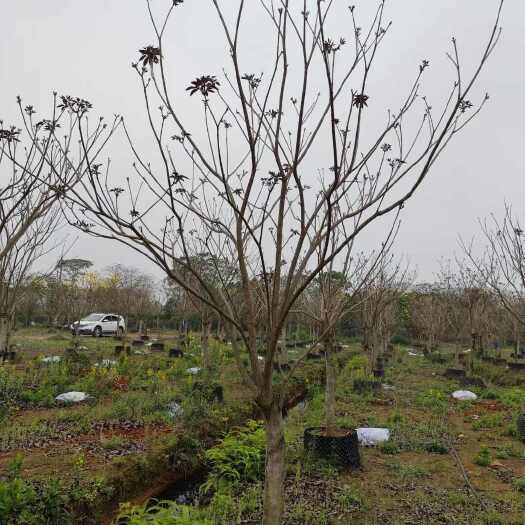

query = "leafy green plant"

[513,477,525,493]
[474,446,492,467]
[416,389,448,410]
[335,484,364,509]
[424,440,448,454]
[379,441,400,455]
[202,420,265,493]
[116,500,212,525]
[472,413,503,431]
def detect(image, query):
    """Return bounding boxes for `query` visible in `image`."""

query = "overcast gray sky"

[0,0,522,282]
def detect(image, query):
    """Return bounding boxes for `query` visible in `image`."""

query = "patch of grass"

[334,484,364,509]
[416,388,448,411]
[471,413,503,431]
[101,434,128,451]
[480,510,503,525]
[424,440,449,454]
[379,441,400,455]
[385,459,428,479]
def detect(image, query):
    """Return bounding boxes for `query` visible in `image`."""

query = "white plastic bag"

[167,401,183,418]
[41,356,61,363]
[356,428,390,446]
[55,391,89,403]
[452,390,477,401]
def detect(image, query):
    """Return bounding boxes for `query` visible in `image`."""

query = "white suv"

[70,313,126,337]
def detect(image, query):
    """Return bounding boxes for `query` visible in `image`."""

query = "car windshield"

[81,314,105,322]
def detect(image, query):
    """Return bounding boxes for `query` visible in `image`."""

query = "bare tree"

[0,94,118,348]
[355,254,412,369]
[0,205,60,354]
[30,1,504,522]
[464,205,525,329]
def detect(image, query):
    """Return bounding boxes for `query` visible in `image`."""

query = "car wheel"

[93,326,102,337]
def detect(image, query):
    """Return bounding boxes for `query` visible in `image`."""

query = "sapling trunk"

[324,336,337,436]
[202,319,211,370]
[263,403,286,525]
[0,313,7,358]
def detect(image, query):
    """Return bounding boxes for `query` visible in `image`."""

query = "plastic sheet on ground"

[95,359,117,367]
[41,356,61,363]
[167,401,183,418]
[55,391,89,403]
[452,390,477,401]
[356,427,390,446]
[186,367,201,375]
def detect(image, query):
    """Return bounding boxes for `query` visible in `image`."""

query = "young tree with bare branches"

[465,206,525,328]
[15,1,503,522]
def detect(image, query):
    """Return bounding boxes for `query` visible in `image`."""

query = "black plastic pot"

[192,382,224,403]
[150,342,165,352]
[306,352,322,360]
[169,348,184,358]
[444,368,466,379]
[517,414,525,442]
[304,427,360,468]
[352,378,381,394]
[115,345,131,356]
[132,339,145,347]
[273,361,291,372]
[2,351,16,362]
[508,362,525,370]
[373,368,385,378]
[460,376,486,388]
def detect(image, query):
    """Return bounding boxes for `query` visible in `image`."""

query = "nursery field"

[1,328,525,524]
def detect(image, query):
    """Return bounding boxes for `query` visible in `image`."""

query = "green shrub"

[202,420,265,493]
[416,389,448,411]
[499,388,525,407]
[116,500,212,525]
[344,354,368,373]
[474,446,492,467]
[513,477,525,493]
[479,389,499,400]
[335,484,364,509]
[472,413,503,431]
[0,477,37,524]
[424,440,448,454]
[379,441,400,455]
[0,455,93,525]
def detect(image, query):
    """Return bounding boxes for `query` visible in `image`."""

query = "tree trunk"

[324,336,336,435]
[278,324,288,367]
[263,403,286,525]
[0,313,8,358]
[202,317,211,370]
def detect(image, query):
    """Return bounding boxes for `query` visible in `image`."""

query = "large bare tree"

[21,1,503,522]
